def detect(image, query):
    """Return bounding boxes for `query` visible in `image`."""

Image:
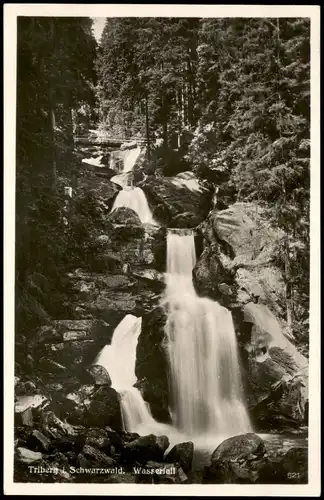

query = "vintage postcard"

[4,3,321,496]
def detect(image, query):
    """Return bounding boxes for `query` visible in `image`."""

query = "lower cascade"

[165,229,252,438]
[94,315,166,435]
[95,229,252,449]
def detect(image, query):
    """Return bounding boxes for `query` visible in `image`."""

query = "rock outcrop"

[139,172,212,228]
[239,302,308,430]
[205,433,307,484]
[193,202,285,312]
[135,306,170,422]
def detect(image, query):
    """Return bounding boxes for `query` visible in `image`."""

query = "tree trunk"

[49,104,57,191]
[145,94,150,162]
[284,240,293,328]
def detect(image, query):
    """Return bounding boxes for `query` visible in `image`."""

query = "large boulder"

[86,386,123,431]
[120,434,169,464]
[238,302,308,429]
[206,433,266,483]
[77,176,121,211]
[206,433,308,484]
[165,441,194,474]
[211,433,265,462]
[135,306,170,422]
[193,203,285,314]
[108,206,142,226]
[139,172,212,228]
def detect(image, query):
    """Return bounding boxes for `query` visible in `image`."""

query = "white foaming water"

[94,315,171,438]
[110,145,157,225]
[165,229,252,439]
[111,186,156,225]
[95,315,141,391]
[94,232,252,453]
[123,146,141,173]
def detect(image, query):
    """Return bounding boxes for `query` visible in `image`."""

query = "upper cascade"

[111,187,157,225]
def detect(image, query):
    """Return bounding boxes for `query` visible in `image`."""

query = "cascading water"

[123,146,141,173]
[94,230,251,451]
[111,186,156,224]
[94,315,158,433]
[110,145,157,225]
[165,229,252,439]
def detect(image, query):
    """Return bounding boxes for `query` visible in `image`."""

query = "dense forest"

[16,16,310,347]
[13,15,312,486]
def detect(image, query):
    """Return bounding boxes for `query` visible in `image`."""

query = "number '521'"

[287,472,300,479]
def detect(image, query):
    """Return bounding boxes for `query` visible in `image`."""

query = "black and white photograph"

[4,4,320,496]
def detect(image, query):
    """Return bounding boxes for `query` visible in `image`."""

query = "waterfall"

[94,315,167,436]
[95,315,141,391]
[111,186,156,224]
[123,146,141,173]
[110,145,157,225]
[94,231,252,451]
[165,229,252,438]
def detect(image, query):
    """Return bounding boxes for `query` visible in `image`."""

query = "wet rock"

[130,269,165,287]
[85,428,111,450]
[15,394,48,414]
[36,325,63,344]
[193,203,285,312]
[77,177,120,210]
[86,386,123,431]
[241,302,308,427]
[87,364,112,386]
[20,408,34,427]
[121,434,169,465]
[29,430,52,452]
[68,268,161,319]
[63,330,90,341]
[135,306,170,422]
[211,433,265,463]
[108,206,142,226]
[192,246,231,306]
[40,410,79,440]
[37,358,68,375]
[206,433,266,484]
[82,445,116,466]
[66,384,96,407]
[45,383,63,393]
[16,447,43,463]
[41,340,96,372]
[15,380,38,396]
[139,173,211,228]
[165,441,194,474]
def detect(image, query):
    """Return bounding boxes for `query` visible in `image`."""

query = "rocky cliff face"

[193,203,286,312]
[139,171,212,228]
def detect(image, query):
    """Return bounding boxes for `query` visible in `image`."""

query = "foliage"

[16,17,97,335]
[96,18,200,145]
